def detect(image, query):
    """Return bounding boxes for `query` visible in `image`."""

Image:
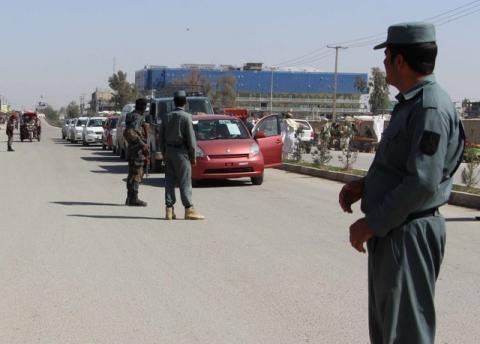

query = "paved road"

[1,121,479,343]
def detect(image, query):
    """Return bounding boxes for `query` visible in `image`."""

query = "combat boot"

[165,207,176,220]
[128,191,147,207]
[185,207,205,220]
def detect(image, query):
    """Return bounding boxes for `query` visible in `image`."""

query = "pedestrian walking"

[6,113,18,152]
[280,112,299,160]
[339,22,465,344]
[124,98,149,206]
[159,90,204,220]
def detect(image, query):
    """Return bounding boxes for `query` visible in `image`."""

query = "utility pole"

[327,45,348,122]
[270,68,275,114]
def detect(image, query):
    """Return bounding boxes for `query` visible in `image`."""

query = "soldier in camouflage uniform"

[124,98,149,206]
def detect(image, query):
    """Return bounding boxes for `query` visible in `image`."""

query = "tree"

[108,70,138,110]
[171,70,214,99]
[368,67,390,115]
[213,75,236,108]
[354,76,368,93]
[43,105,58,122]
[66,101,80,118]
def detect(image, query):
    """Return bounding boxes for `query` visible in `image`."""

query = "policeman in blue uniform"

[159,90,205,220]
[339,22,465,343]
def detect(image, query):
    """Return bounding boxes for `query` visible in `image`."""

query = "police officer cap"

[374,22,436,50]
[173,90,187,98]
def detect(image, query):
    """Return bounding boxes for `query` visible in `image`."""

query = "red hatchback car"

[192,114,283,185]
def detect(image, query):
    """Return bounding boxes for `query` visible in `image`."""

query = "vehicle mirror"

[254,131,266,139]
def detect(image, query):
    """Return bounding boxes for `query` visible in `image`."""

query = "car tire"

[120,147,125,159]
[102,144,106,150]
[192,179,199,187]
[251,175,264,185]
[62,134,65,139]
[112,145,116,154]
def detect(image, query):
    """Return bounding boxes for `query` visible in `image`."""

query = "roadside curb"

[278,163,480,210]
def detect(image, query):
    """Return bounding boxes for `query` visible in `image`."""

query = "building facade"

[135,64,369,118]
[91,89,115,113]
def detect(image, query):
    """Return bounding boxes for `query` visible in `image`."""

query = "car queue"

[60,100,293,186]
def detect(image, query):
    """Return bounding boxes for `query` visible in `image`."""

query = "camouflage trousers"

[127,164,144,185]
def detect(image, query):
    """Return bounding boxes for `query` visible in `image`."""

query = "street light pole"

[327,45,348,122]
[270,68,274,113]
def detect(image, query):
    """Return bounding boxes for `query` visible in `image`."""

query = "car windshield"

[77,119,87,126]
[194,119,249,141]
[187,99,214,115]
[87,119,104,127]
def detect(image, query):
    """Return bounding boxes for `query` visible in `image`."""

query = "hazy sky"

[1,0,478,109]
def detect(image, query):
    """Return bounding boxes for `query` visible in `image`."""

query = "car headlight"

[250,142,260,156]
[76,128,82,133]
[195,145,205,157]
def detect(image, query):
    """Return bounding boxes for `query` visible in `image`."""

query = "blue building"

[135,64,368,117]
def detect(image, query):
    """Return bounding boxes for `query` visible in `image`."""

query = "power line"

[274,0,480,63]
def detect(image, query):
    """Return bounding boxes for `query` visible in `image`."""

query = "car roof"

[192,114,239,121]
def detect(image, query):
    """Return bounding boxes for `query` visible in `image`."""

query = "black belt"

[166,143,185,149]
[406,208,439,222]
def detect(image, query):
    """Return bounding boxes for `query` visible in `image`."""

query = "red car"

[192,114,283,185]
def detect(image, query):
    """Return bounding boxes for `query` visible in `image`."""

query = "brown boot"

[165,207,176,220]
[185,207,205,220]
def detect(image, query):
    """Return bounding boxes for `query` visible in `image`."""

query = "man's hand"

[142,144,149,155]
[190,157,196,166]
[349,218,374,253]
[339,179,364,213]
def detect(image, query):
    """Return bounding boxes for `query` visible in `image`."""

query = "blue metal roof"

[136,67,368,95]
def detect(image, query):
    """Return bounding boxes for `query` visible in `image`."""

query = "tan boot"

[185,207,205,220]
[165,207,176,220]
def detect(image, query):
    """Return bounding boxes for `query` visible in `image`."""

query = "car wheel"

[102,144,106,150]
[251,175,264,185]
[112,145,116,153]
[192,179,199,187]
[62,134,65,139]
[120,147,125,159]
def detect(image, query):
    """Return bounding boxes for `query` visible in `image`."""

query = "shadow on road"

[143,177,166,187]
[68,214,163,220]
[82,156,122,162]
[51,201,124,206]
[91,164,128,174]
[445,217,480,222]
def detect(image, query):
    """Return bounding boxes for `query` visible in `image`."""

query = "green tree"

[369,67,390,115]
[43,105,58,122]
[108,70,138,110]
[66,101,80,118]
[354,76,368,93]
[172,70,214,99]
[213,75,237,108]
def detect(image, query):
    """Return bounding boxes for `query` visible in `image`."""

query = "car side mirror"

[254,131,266,139]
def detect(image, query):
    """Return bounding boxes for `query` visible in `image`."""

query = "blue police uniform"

[361,22,465,343]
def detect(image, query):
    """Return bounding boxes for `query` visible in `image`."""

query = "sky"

[0,0,479,110]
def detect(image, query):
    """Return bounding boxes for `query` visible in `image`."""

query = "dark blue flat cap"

[173,90,187,98]
[374,22,436,49]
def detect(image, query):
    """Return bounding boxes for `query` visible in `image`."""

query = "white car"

[82,117,106,146]
[294,119,315,153]
[70,117,88,143]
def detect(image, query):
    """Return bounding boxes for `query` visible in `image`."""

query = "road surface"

[0,121,479,343]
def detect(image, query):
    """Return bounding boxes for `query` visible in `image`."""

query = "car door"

[252,115,283,167]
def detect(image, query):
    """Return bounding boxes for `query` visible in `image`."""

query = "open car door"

[252,114,283,167]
